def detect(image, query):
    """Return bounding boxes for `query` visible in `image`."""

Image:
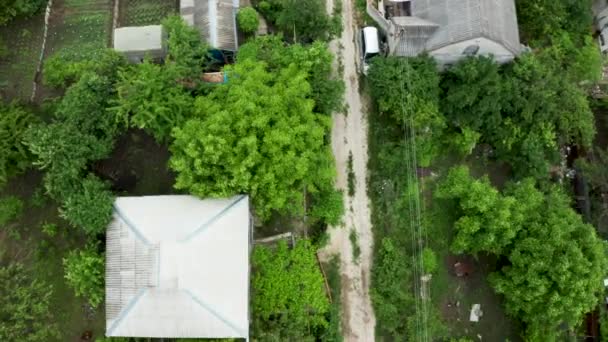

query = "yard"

[367,94,521,340]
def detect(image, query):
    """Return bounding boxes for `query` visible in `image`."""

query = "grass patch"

[119,0,177,26]
[347,151,355,197]
[0,15,45,100]
[349,228,360,263]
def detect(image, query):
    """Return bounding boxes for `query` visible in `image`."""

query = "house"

[181,0,239,53]
[367,0,523,65]
[105,195,251,339]
[113,25,167,63]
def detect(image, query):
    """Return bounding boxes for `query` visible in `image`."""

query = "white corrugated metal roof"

[106,195,250,339]
[181,0,239,51]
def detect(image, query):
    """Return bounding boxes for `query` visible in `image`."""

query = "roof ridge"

[113,203,152,245]
[106,289,148,336]
[184,289,247,337]
[179,195,247,243]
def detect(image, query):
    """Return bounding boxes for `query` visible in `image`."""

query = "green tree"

[256,0,332,42]
[368,56,445,166]
[490,189,608,339]
[436,166,543,254]
[237,36,344,115]
[112,60,194,142]
[0,0,46,26]
[421,247,438,274]
[237,7,260,34]
[63,244,105,308]
[0,102,39,186]
[59,174,114,236]
[252,240,330,340]
[162,15,208,76]
[0,263,60,341]
[170,59,334,219]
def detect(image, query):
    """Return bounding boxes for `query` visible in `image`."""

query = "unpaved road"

[320,0,377,340]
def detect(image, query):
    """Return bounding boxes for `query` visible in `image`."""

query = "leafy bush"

[421,247,437,274]
[59,175,113,236]
[237,7,260,34]
[0,102,39,186]
[0,262,60,341]
[256,0,333,42]
[43,48,126,88]
[0,0,46,26]
[112,60,194,142]
[252,240,330,340]
[63,245,105,308]
[309,187,344,226]
[162,15,208,76]
[0,196,23,227]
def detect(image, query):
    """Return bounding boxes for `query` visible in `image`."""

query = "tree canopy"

[63,245,105,308]
[256,0,334,42]
[170,59,335,219]
[438,166,608,338]
[0,0,46,26]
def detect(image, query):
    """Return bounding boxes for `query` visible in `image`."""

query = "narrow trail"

[320,0,377,340]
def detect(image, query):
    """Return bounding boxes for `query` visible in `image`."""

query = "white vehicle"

[360,26,380,74]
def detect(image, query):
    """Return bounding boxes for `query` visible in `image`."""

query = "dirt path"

[320,0,376,340]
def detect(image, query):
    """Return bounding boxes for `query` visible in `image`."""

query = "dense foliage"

[0,102,38,186]
[0,196,23,226]
[237,7,260,34]
[252,240,330,340]
[256,0,334,42]
[438,166,608,338]
[162,15,208,76]
[237,36,344,116]
[112,60,194,142]
[59,175,113,235]
[368,56,445,166]
[43,48,126,88]
[0,0,46,26]
[170,59,336,219]
[63,245,105,308]
[0,263,60,341]
[440,55,595,178]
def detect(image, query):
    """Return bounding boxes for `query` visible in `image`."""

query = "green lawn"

[0,15,45,100]
[119,0,177,27]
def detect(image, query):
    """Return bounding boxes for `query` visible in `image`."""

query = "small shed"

[113,25,167,63]
[105,195,251,339]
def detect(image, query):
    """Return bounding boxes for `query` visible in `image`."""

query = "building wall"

[430,37,516,66]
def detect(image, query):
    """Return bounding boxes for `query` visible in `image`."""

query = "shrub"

[59,175,114,235]
[0,196,23,227]
[0,102,39,187]
[238,7,260,34]
[63,245,105,308]
[421,247,437,274]
[0,262,60,341]
[0,0,46,26]
[43,48,125,88]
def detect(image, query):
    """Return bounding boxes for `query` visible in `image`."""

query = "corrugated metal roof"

[390,0,521,56]
[181,0,239,51]
[105,195,250,339]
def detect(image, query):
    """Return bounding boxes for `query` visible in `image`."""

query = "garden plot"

[44,0,113,60]
[0,15,45,101]
[118,0,177,27]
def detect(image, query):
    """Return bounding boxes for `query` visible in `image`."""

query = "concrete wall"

[430,37,516,66]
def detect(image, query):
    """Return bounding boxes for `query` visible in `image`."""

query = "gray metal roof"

[105,195,250,339]
[392,0,521,56]
[181,0,239,51]
[113,25,167,62]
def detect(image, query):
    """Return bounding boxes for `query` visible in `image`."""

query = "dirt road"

[320,0,377,340]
